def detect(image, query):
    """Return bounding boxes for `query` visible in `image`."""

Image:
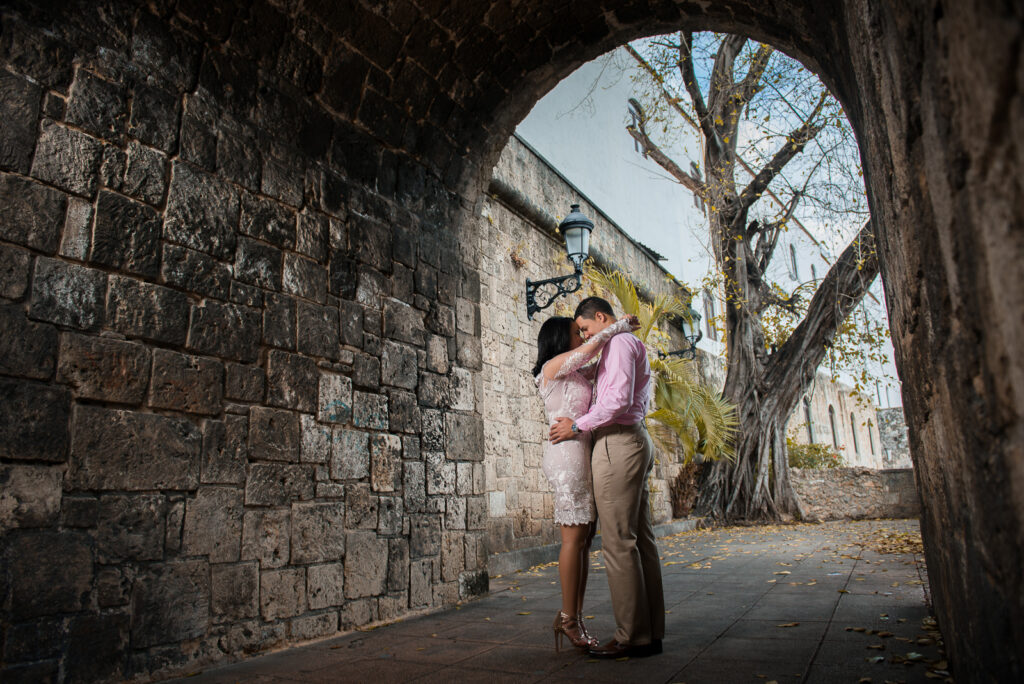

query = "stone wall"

[0,4,485,681]
[479,135,694,557]
[791,468,920,521]
[877,407,912,468]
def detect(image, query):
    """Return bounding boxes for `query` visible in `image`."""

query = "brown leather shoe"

[587,638,662,659]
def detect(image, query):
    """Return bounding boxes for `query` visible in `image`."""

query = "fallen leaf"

[867,644,885,650]
[517,611,531,615]
[777,622,799,628]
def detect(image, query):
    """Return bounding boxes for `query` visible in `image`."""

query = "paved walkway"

[172,519,949,683]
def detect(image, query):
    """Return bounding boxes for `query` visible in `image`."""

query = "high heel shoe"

[576,612,598,648]
[552,611,593,652]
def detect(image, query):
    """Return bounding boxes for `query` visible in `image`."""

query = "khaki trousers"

[591,423,665,646]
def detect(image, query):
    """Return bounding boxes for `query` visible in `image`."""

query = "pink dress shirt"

[573,331,651,432]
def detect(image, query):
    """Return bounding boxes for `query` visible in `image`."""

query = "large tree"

[625,33,881,520]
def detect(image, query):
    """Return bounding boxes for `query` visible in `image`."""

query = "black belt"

[592,422,645,439]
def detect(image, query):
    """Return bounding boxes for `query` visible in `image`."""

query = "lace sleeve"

[552,317,633,379]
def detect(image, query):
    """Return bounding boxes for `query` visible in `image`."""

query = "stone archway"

[0,1,1020,682]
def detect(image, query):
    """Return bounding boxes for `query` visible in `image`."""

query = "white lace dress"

[535,318,631,526]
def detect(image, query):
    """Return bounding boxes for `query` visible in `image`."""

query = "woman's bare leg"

[559,524,590,615]
[575,522,596,614]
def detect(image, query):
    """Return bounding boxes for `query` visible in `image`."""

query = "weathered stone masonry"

[1,2,486,681]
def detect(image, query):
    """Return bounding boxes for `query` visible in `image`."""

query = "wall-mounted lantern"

[526,204,594,320]
[659,305,703,360]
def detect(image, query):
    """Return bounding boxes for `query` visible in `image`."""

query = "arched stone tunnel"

[1,1,1020,681]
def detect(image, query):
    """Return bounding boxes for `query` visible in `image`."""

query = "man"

[550,296,665,658]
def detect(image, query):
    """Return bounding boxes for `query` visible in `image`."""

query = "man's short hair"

[574,296,615,320]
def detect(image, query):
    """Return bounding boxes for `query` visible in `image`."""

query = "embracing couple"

[533,296,664,659]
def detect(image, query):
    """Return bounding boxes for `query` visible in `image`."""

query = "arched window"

[868,420,876,455]
[811,264,817,281]
[828,405,840,449]
[703,288,718,341]
[803,397,815,443]
[628,99,645,156]
[850,413,860,455]
[789,244,799,280]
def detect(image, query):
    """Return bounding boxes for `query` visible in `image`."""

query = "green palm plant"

[586,265,738,464]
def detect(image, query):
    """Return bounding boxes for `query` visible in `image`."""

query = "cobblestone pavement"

[171,519,949,683]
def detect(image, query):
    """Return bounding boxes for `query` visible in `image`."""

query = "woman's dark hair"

[533,316,574,377]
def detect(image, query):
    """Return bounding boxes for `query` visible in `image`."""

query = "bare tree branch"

[678,31,714,143]
[735,90,828,213]
[624,44,699,130]
[626,125,706,194]
[735,43,774,109]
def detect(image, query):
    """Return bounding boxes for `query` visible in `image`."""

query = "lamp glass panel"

[563,226,590,260]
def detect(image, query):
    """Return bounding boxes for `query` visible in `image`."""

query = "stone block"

[410,514,441,559]
[352,391,388,430]
[131,560,210,648]
[344,530,387,598]
[263,292,296,350]
[242,508,291,567]
[284,252,328,303]
[318,372,352,424]
[0,304,57,380]
[420,408,444,451]
[148,348,224,415]
[100,145,125,190]
[426,452,456,495]
[0,465,62,530]
[403,462,426,513]
[211,562,259,622]
[231,280,263,307]
[378,496,403,536]
[217,127,261,191]
[381,340,417,390]
[57,332,150,403]
[3,616,64,662]
[96,566,130,609]
[350,214,391,273]
[128,83,181,152]
[0,378,69,462]
[297,301,340,359]
[266,350,319,412]
[344,483,377,529]
[245,463,315,506]
[352,351,380,387]
[122,141,169,206]
[386,538,409,592]
[240,192,295,249]
[89,190,161,277]
[356,265,390,308]
[29,257,105,330]
[0,243,31,299]
[235,236,282,290]
[387,389,420,434]
[441,531,465,582]
[391,263,413,304]
[450,367,476,411]
[106,274,190,345]
[329,253,358,300]
[339,597,377,630]
[68,405,200,490]
[59,197,93,260]
[457,331,483,370]
[425,334,449,373]
[249,406,301,462]
[65,612,129,683]
[0,69,41,174]
[291,501,346,563]
[66,69,127,141]
[94,494,165,563]
[159,244,228,301]
[260,567,306,620]
[289,611,339,641]
[226,363,265,402]
[201,415,247,484]
[307,563,345,609]
[331,428,369,480]
[0,171,66,253]
[183,487,243,562]
[417,372,450,408]
[187,300,262,363]
[300,414,331,464]
[6,530,92,619]
[444,496,466,530]
[61,495,99,528]
[446,413,484,461]
[426,302,455,337]
[30,119,103,196]
[382,297,426,346]
[371,434,402,493]
[296,210,329,262]
[164,161,239,259]
[409,559,432,607]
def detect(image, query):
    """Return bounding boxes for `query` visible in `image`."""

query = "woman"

[533,313,637,651]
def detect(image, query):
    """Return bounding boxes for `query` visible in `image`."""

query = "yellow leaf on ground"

[517,611,531,615]
[777,622,800,628]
